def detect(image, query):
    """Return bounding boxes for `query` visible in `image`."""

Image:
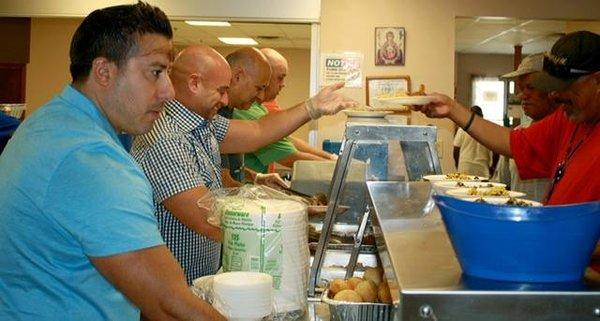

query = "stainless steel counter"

[367,181,600,321]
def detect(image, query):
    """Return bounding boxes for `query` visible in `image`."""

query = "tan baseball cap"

[501,53,544,78]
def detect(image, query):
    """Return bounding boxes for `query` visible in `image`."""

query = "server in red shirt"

[414,31,599,206]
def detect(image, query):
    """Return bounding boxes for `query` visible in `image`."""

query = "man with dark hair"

[413,30,600,205]
[0,3,224,321]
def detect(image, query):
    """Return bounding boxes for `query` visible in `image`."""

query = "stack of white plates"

[219,197,309,315]
[212,272,273,321]
[278,203,310,313]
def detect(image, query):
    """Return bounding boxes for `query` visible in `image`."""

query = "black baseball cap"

[531,31,600,92]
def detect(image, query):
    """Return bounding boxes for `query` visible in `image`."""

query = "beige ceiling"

[171,20,311,50]
[456,17,566,55]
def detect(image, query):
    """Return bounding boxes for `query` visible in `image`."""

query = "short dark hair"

[69,2,173,83]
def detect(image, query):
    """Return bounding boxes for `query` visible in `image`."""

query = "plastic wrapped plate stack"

[212,272,273,321]
[219,197,309,319]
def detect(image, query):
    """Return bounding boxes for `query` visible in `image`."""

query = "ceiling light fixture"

[218,37,258,45]
[185,20,231,27]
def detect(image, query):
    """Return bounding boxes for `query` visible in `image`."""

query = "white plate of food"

[432,181,505,194]
[446,186,526,198]
[375,96,435,106]
[433,181,506,190]
[423,173,488,182]
[460,197,542,207]
[343,110,393,118]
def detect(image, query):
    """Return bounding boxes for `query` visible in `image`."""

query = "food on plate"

[377,282,392,304]
[308,192,328,206]
[445,172,481,181]
[455,181,495,188]
[328,278,350,296]
[505,197,534,207]
[410,84,427,96]
[363,266,383,286]
[333,289,363,302]
[467,186,509,197]
[347,277,363,290]
[376,90,408,99]
[354,280,378,302]
[474,197,534,207]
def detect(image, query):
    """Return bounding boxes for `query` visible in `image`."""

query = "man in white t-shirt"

[453,106,494,177]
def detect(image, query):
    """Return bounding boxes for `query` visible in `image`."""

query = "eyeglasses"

[543,53,593,79]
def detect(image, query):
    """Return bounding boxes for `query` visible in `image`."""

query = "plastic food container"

[433,195,600,282]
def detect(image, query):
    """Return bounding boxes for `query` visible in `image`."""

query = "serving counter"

[367,181,600,321]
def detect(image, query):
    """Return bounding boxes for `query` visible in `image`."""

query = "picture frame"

[365,75,411,107]
[375,27,405,66]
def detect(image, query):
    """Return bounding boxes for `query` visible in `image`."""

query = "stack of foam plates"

[219,197,309,316]
[212,272,273,321]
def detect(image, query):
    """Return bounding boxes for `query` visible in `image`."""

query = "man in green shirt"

[234,48,335,174]
[233,101,299,173]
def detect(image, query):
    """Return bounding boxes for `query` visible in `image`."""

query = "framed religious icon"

[375,27,405,66]
[366,76,411,108]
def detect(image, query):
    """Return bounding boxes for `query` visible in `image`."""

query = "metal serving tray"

[368,181,600,321]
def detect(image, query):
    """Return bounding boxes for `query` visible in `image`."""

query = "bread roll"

[354,280,378,302]
[347,277,363,290]
[333,289,362,302]
[329,279,350,296]
[378,282,392,304]
[363,266,383,286]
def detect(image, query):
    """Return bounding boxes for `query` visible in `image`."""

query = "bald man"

[219,48,272,183]
[233,48,336,175]
[131,45,356,283]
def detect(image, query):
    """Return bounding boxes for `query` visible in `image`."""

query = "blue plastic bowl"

[433,195,600,282]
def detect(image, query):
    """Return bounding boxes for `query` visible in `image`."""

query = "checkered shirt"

[131,99,229,284]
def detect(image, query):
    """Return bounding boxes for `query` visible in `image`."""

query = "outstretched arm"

[414,93,512,157]
[220,83,356,154]
[276,150,328,168]
[289,136,337,160]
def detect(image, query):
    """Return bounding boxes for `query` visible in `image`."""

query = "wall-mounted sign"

[320,52,363,88]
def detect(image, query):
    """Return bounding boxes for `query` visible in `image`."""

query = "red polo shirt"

[510,109,600,205]
[263,100,282,113]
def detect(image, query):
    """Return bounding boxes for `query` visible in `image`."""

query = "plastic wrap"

[192,272,274,321]
[198,185,309,320]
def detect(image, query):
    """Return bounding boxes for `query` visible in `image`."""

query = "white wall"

[25,18,80,116]
[317,0,600,173]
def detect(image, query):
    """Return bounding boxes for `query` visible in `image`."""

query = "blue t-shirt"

[0,85,164,321]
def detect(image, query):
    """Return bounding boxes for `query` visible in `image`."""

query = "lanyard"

[543,124,594,203]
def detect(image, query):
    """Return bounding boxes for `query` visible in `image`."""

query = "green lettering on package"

[221,208,283,289]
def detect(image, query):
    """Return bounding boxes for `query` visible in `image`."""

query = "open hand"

[307,82,358,119]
